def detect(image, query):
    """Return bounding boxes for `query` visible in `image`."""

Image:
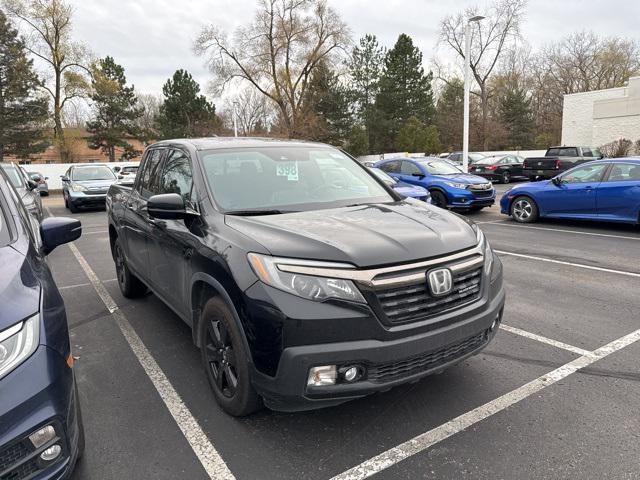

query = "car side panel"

[596,179,640,223]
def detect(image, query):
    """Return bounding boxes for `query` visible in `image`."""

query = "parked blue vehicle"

[0,168,84,479]
[500,159,640,224]
[375,157,495,211]
[368,167,431,203]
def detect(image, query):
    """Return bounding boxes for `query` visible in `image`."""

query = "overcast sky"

[70,0,640,98]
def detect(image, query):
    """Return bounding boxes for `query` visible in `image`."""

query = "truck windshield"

[71,166,116,181]
[199,147,393,212]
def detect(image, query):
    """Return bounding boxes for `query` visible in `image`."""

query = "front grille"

[375,266,483,325]
[84,189,107,195]
[0,441,38,480]
[368,331,487,383]
[471,189,494,198]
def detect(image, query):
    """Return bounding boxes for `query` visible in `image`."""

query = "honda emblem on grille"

[427,268,453,296]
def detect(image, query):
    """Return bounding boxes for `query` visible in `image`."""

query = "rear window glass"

[547,147,578,157]
[0,165,25,188]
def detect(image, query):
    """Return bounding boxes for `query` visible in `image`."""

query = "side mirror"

[148,193,189,220]
[45,176,49,180]
[411,172,425,178]
[31,175,42,182]
[118,174,125,179]
[60,175,69,182]
[552,176,563,186]
[40,217,82,255]
[26,180,38,190]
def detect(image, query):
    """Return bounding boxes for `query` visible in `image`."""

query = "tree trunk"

[54,70,67,161]
[109,146,115,162]
[481,85,489,151]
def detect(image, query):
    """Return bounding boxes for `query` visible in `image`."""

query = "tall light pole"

[232,101,239,137]
[463,15,485,173]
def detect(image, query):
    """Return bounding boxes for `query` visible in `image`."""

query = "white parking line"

[66,242,235,480]
[81,230,108,235]
[500,324,590,356]
[494,250,640,278]
[330,327,640,480]
[58,278,117,290]
[485,221,640,241]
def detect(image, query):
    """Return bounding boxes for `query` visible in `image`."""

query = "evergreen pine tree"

[0,10,49,162]
[156,70,219,139]
[376,34,435,152]
[498,86,535,149]
[86,56,143,162]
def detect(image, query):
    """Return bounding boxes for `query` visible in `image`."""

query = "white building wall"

[562,87,626,146]
[562,77,640,148]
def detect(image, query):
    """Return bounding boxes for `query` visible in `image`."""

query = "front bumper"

[68,191,107,209]
[0,347,82,480]
[251,276,505,412]
[447,189,496,208]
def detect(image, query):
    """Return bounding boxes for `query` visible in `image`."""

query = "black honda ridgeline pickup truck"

[106,138,505,416]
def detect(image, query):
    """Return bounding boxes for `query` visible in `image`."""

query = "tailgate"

[523,157,558,169]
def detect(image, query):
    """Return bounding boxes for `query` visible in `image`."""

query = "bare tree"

[135,93,161,142]
[439,0,526,150]
[3,0,90,158]
[194,0,351,138]
[224,87,273,136]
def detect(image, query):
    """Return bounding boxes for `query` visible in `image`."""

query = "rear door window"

[379,160,400,174]
[605,163,640,182]
[401,161,422,175]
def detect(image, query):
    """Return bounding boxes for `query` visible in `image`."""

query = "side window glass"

[380,160,400,174]
[562,164,607,183]
[582,148,593,157]
[607,163,640,182]
[159,150,194,203]
[138,150,163,199]
[401,161,421,175]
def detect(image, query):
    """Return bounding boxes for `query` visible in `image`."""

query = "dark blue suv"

[0,169,84,479]
[375,157,496,211]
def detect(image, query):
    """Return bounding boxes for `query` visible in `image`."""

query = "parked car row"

[0,163,43,221]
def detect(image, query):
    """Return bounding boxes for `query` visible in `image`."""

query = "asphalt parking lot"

[41,185,640,480]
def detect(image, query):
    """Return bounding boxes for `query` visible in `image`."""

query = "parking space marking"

[81,230,108,235]
[500,324,590,356]
[66,242,235,480]
[330,327,640,480]
[494,250,640,278]
[58,278,117,290]
[474,219,505,225]
[485,222,640,241]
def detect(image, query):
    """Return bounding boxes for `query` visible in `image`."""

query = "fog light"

[344,367,358,382]
[29,425,56,449]
[40,444,62,462]
[307,365,337,386]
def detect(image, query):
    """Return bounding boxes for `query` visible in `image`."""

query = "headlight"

[0,314,40,380]
[71,183,87,192]
[443,181,468,189]
[248,253,366,303]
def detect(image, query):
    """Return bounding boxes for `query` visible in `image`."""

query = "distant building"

[562,76,640,148]
[5,129,146,164]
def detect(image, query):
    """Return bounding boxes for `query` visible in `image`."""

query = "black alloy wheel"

[204,319,238,398]
[430,190,448,209]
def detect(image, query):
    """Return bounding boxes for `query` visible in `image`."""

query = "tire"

[501,171,511,184]
[510,196,539,223]
[430,190,448,209]
[199,297,262,416]
[113,238,147,298]
[69,202,79,213]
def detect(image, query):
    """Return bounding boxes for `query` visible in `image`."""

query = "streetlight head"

[468,15,485,22]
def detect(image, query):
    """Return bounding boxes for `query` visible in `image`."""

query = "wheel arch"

[189,273,253,365]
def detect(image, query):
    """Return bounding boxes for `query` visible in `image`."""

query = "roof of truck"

[149,137,329,151]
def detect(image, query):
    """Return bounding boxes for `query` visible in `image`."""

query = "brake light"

[555,160,561,169]
[485,165,497,171]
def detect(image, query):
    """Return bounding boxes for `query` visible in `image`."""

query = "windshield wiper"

[225,209,296,216]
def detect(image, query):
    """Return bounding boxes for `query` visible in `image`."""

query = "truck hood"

[225,201,478,267]
[435,173,490,185]
[0,245,40,331]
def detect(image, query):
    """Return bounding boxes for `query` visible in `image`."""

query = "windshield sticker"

[276,161,299,181]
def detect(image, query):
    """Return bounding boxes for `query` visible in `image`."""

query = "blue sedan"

[500,159,640,224]
[368,167,431,203]
[375,157,495,210]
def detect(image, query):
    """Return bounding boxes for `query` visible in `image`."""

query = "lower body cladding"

[247,269,505,412]
[0,347,83,480]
